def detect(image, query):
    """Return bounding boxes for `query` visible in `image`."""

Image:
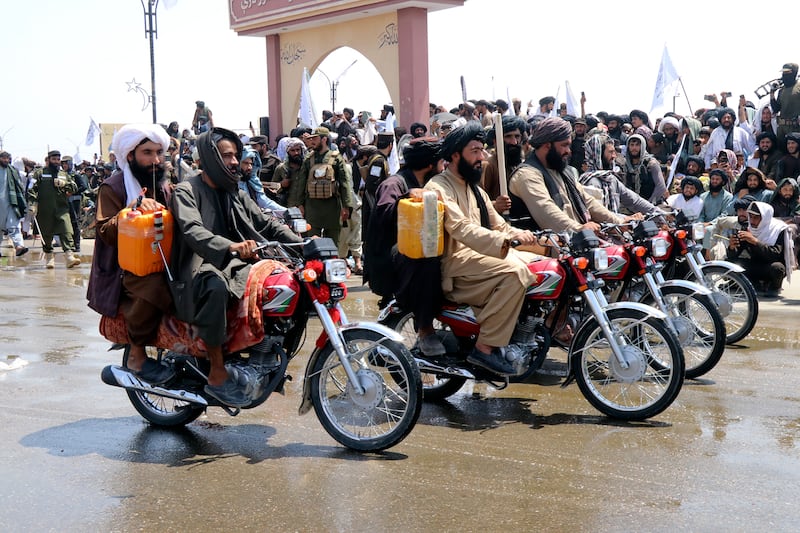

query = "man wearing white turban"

[86,123,175,385]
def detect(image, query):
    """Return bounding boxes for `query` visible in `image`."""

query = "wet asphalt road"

[1,242,799,532]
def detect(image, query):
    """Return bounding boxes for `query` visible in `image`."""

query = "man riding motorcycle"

[170,127,303,407]
[423,122,539,376]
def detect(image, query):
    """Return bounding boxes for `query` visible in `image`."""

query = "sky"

[1,0,794,162]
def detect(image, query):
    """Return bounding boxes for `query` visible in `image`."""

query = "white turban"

[111,123,170,205]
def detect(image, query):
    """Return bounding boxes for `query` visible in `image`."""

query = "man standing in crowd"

[621,133,668,206]
[704,108,756,168]
[29,150,80,268]
[87,124,174,385]
[271,137,306,206]
[288,126,353,246]
[248,135,282,186]
[0,150,28,256]
[360,131,394,242]
[771,63,800,145]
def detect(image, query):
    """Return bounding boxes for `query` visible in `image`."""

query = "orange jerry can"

[397,191,444,258]
[117,208,173,276]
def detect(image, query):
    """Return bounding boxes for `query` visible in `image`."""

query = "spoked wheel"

[570,308,684,421]
[687,266,758,344]
[641,287,726,379]
[310,329,422,451]
[122,346,205,427]
[380,310,467,401]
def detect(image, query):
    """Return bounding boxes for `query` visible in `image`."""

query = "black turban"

[539,96,555,106]
[409,122,427,134]
[687,155,706,173]
[733,194,757,211]
[440,122,485,162]
[681,176,704,193]
[196,127,243,194]
[529,117,572,148]
[403,136,441,170]
[485,115,527,146]
[708,168,728,184]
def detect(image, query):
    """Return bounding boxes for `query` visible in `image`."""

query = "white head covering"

[748,201,794,281]
[111,123,170,205]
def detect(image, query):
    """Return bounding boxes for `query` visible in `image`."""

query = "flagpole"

[678,77,693,116]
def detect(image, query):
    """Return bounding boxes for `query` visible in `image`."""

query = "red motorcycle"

[653,210,758,344]
[380,230,684,421]
[101,237,422,452]
[596,220,726,379]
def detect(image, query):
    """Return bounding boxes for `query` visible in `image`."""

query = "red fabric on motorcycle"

[99,260,285,357]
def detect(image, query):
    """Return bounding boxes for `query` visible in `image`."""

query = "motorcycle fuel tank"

[261,269,301,316]
[525,259,566,300]
[594,244,629,280]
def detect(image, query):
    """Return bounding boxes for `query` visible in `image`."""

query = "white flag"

[665,135,686,191]
[552,85,561,117]
[650,45,680,114]
[298,67,319,129]
[564,81,580,117]
[384,112,400,175]
[85,117,100,146]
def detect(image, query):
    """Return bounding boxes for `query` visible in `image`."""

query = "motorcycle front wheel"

[640,287,726,379]
[686,266,758,344]
[571,308,684,421]
[122,346,205,427]
[310,328,422,451]
[381,310,467,401]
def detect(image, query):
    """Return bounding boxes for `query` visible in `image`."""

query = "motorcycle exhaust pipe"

[101,365,208,406]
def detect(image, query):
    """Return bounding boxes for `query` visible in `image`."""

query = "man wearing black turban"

[508,117,629,234]
[170,127,303,407]
[424,122,539,376]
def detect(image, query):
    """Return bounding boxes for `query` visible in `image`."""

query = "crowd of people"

[2,60,799,386]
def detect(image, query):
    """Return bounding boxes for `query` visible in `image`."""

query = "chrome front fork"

[313,300,365,395]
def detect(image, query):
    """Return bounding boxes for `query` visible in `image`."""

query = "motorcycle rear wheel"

[685,267,758,344]
[122,346,205,427]
[381,310,467,401]
[640,287,725,379]
[571,308,684,421]
[310,329,422,451]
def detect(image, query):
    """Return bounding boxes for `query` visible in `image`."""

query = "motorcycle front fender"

[603,301,668,321]
[700,260,745,274]
[298,322,406,416]
[657,278,712,296]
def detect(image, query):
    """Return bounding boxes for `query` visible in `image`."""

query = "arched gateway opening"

[228,0,464,136]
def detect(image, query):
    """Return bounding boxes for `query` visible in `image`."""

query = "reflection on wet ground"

[2,240,800,531]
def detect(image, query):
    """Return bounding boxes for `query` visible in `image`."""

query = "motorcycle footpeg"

[414,357,475,379]
[275,374,292,395]
[101,365,208,406]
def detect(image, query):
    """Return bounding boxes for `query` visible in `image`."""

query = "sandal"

[15,246,29,257]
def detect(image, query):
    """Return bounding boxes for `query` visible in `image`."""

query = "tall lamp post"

[316,60,358,112]
[140,0,159,123]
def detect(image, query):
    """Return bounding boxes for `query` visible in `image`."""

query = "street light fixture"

[316,60,358,113]
[140,0,159,123]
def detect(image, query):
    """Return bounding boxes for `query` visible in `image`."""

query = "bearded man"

[170,128,303,406]
[508,117,630,233]
[699,169,734,223]
[480,115,527,211]
[271,137,307,206]
[424,122,539,376]
[87,123,175,385]
[667,176,704,220]
[29,150,80,268]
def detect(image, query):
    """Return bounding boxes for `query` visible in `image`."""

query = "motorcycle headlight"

[592,248,609,271]
[692,222,705,241]
[324,259,348,283]
[651,237,668,258]
[291,218,308,234]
